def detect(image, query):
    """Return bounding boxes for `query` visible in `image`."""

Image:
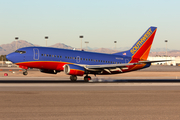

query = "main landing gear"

[84,75,91,82]
[70,75,77,82]
[23,69,28,75]
[70,75,91,82]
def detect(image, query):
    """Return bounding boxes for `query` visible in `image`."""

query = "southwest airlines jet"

[6,26,165,82]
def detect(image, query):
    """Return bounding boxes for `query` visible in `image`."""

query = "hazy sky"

[0,0,180,50]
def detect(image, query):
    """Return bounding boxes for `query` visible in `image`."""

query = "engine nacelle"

[40,69,59,74]
[64,64,85,76]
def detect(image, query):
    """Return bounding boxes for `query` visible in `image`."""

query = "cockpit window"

[15,50,26,54]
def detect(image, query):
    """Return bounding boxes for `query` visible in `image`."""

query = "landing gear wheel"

[70,75,77,82]
[84,76,91,82]
[23,71,28,75]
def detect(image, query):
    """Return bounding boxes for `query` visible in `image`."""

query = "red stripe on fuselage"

[16,61,72,71]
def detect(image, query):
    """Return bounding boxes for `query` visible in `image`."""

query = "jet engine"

[64,64,85,76]
[40,69,60,74]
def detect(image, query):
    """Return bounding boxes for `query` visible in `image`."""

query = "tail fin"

[114,26,157,60]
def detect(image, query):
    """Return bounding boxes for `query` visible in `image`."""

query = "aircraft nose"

[6,54,10,60]
[6,54,13,62]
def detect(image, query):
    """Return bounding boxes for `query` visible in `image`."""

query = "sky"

[0,0,180,50]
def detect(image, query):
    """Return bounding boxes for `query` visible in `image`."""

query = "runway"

[0,83,180,120]
[0,66,180,119]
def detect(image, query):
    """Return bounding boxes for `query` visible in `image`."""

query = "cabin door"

[33,48,39,60]
[125,59,129,63]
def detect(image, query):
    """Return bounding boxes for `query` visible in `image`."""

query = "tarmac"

[0,65,180,119]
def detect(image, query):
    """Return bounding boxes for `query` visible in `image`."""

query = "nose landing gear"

[23,69,28,75]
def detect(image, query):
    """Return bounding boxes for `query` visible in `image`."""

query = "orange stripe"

[129,28,157,63]
[132,29,157,58]
[129,64,146,71]
[140,45,152,60]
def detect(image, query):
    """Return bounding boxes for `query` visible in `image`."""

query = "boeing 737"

[6,26,167,82]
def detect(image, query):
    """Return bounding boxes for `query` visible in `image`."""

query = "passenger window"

[52,55,54,57]
[47,54,49,57]
[41,54,43,56]
[54,55,56,57]
[49,55,51,57]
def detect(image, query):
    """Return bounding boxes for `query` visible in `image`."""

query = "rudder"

[114,26,157,60]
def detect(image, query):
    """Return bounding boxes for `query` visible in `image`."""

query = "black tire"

[84,76,91,82]
[70,75,77,82]
[23,71,28,75]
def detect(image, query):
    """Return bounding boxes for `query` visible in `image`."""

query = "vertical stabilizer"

[114,26,157,60]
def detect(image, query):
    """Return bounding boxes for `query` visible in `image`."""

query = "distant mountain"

[0,40,74,55]
[149,50,180,57]
[90,48,120,54]
[0,40,38,55]
[50,43,73,49]
[0,40,180,57]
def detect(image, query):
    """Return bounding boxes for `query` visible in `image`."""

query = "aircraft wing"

[85,63,135,69]
[85,60,171,70]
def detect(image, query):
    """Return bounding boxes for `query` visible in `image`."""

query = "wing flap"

[85,60,171,71]
[85,63,135,69]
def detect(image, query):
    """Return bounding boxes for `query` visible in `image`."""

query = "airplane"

[6,26,168,82]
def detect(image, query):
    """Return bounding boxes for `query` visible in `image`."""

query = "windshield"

[15,50,26,54]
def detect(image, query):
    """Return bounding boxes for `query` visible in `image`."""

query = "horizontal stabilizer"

[138,60,172,63]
